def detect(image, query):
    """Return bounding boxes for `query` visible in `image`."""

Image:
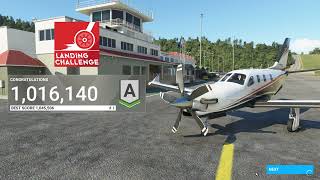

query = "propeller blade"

[172,109,183,133]
[176,64,184,94]
[190,110,209,136]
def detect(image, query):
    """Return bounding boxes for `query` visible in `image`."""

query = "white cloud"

[290,38,320,54]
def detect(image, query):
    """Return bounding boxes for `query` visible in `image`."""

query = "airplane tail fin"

[270,38,290,70]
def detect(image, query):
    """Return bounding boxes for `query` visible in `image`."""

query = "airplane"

[148,38,320,136]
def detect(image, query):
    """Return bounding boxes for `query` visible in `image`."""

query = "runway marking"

[215,143,234,180]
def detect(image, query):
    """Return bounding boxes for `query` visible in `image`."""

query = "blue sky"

[1,0,320,52]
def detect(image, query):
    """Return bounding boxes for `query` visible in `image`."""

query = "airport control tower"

[76,0,154,41]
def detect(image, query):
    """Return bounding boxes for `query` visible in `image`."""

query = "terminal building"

[34,0,177,83]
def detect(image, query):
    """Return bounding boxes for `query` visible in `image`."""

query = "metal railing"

[101,19,142,32]
[76,0,153,19]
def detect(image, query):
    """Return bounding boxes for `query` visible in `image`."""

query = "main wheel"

[74,30,95,49]
[287,108,300,132]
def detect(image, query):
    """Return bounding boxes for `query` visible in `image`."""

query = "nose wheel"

[287,108,300,132]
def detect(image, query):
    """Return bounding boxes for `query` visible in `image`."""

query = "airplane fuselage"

[194,69,287,116]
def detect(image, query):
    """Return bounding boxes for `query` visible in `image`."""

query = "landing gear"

[287,108,300,132]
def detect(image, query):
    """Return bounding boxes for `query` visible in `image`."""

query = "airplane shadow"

[184,108,320,143]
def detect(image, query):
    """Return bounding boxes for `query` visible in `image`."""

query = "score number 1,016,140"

[11,86,98,104]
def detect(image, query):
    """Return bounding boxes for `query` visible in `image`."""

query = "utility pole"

[200,13,203,68]
[218,56,220,73]
[232,36,235,70]
[211,53,214,72]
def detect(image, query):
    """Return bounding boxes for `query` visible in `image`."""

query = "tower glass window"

[112,10,123,20]
[102,10,110,21]
[92,11,101,22]
[126,13,133,23]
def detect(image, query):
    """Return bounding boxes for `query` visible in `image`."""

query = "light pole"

[200,13,203,68]
[232,36,235,70]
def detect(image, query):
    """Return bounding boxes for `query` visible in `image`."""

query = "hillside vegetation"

[300,55,320,69]
[155,38,294,72]
[0,14,34,32]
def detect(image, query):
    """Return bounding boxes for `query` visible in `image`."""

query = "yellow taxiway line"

[215,143,234,180]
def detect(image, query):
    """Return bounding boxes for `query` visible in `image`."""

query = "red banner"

[54,22,100,67]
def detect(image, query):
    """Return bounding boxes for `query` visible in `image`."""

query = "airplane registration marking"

[215,143,234,180]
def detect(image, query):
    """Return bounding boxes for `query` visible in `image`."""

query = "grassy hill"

[300,54,320,69]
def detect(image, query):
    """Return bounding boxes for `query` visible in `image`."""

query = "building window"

[150,49,159,56]
[39,29,54,41]
[263,75,267,81]
[51,29,54,39]
[126,12,133,23]
[138,46,147,54]
[39,30,45,41]
[141,66,146,75]
[100,37,116,48]
[112,10,123,20]
[45,29,51,40]
[102,10,110,21]
[92,11,101,22]
[133,16,140,27]
[121,42,133,51]
[102,37,108,46]
[256,75,260,83]
[99,36,103,45]
[133,66,140,75]
[122,65,131,75]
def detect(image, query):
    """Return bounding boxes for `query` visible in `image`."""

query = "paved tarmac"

[0,73,320,180]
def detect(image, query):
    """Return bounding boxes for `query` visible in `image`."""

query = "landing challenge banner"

[8,75,146,112]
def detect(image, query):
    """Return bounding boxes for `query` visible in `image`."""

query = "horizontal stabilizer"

[148,74,192,94]
[254,100,320,108]
[286,68,320,74]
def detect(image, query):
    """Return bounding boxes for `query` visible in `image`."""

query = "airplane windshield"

[227,73,247,85]
[220,73,232,81]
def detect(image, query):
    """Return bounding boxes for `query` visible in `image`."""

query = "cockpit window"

[227,73,247,85]
[220,73,232,82]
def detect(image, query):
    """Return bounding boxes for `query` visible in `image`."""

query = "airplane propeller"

[170,64,209,136]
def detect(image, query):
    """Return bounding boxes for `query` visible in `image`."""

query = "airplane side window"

[256,75,260,83]
[248,76,254,87]
[263,75,266,82]
[269,74,273,80]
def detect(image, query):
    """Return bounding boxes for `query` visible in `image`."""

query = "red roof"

[0,50,46,67]
[168,52,195,61]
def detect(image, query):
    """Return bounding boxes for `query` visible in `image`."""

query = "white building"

[0,26,36,57]
[0,26,46,96]
[34,0,176,83]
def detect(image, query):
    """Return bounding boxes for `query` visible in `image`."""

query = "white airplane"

[149,38,320,136]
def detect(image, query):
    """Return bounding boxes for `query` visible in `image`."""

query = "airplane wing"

[148,75,193,95]
[253,100,320,108]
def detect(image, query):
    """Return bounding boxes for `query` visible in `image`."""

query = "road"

[0,73,320,179]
